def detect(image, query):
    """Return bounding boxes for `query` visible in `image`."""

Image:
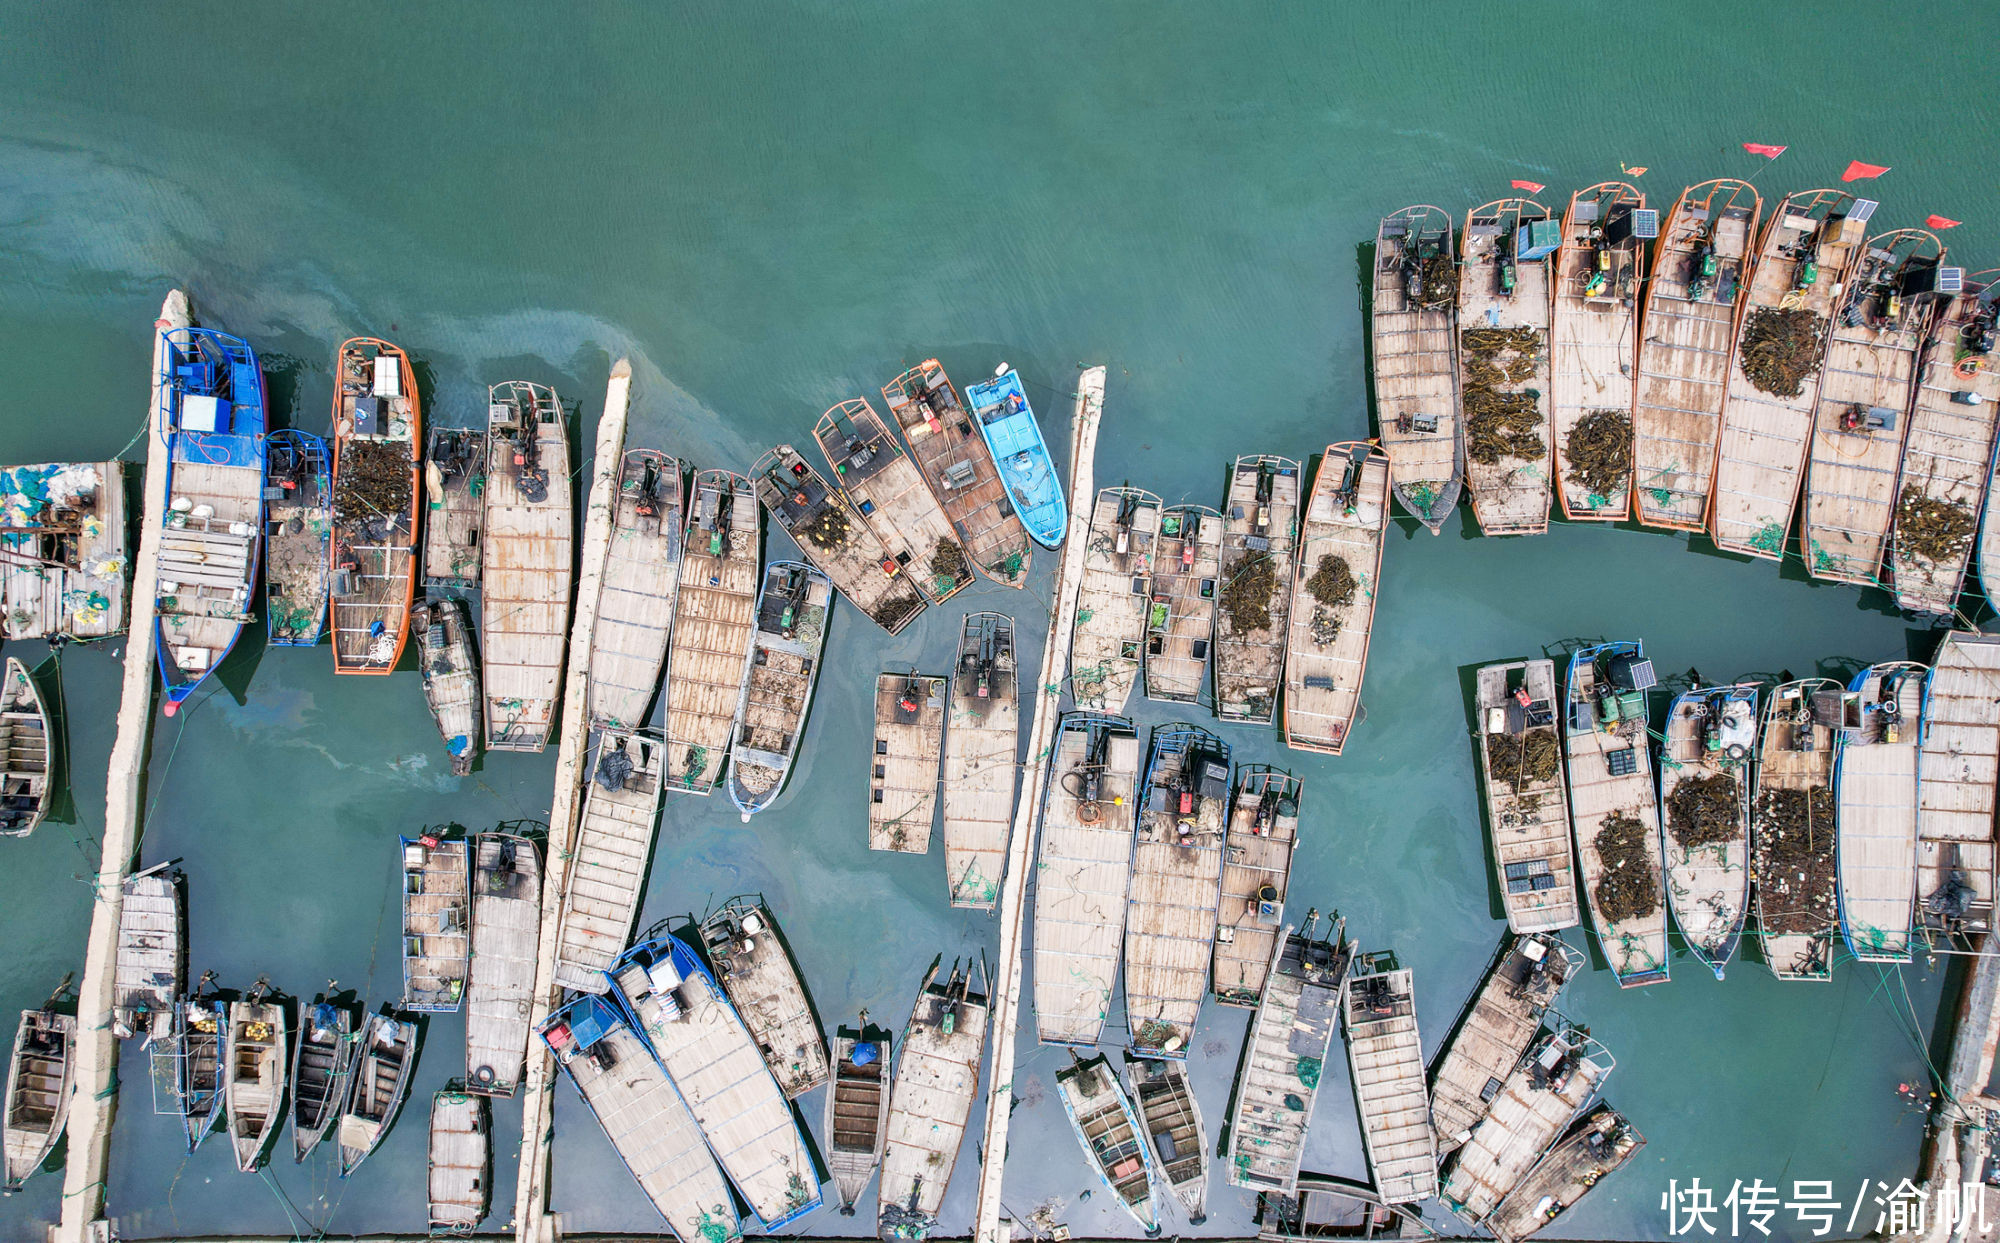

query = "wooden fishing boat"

[609,936,823,1228]
[1659,683,1758,979]
[726,561,831,820]
[698,896,830,1098]
[178,981,229,1151]
[1804,231,1949,584]
[1071,486,1160,713]
[1440,1026,1613,1226]
[330,337,421,673]
[1631,178,1760,530]
[154,324,267,713]
[552,730,665,993]
[877,957,990,1243]
[263,428,331,646]
[1033,712,1142,1047]
[0,459,130,641]
[112,863,184,1042]
[963,365,1067,549]
[1916,633,2000,952]
[1055,1052,1159,1234]
[541,995,741,1243]
[482,380,573,751]
[338,1012,419,1178]
[1429,933,1579,1154]
[588,449,684,729]
[1891,271,2000,614]
[663,470,760,795]
[225,982,287,1172]
[869,671,945,854]
[882,359,1033,585]
[1549,183,1647,522]
[1213,766,1302,1007]
[1371,205,1463,532]
[1459,197,1558,535]
[1213,456,1300,722]
[1486,1104,1645,1243]
[1709,190,1870,558]
[466,831,540,1096]
[1223,913,1350,1191]
[289,994,355,1164]
[1123,1054,1207,1224]
[1125,723,1229,1058]
[413,595,481,775]
[825,1017,892,1216]
[1143,505,1219,704]
[422,427,485,588]
[942,612,1018,908]
[1560,642,1668,987]
[815,399,973,605]
[1752,678,1842,981]
[1475,660,1577,934]
[428,1087,490,1233]
[2,1009,74,1194]
[1284,443,1389,755]
[401,834,470,1011]
[754,445,925,636]
[1345,956,1438,1204]
[0,659,51,838]
[1836,661,1927,961]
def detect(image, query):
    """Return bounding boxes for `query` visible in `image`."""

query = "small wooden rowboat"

[177,980,229,1151]
[413,596,482,775]
[1124,1054,1207,1224]
[225,981,288,1172]
[825,1017,893,1216]
[289,994,356,1163]
[1055,1052,1158,1234]
[329,337,421,674]
[428,1087,491,1233]
[0,658,52,838]
[2,1008,75,1194]
[338,1012,419,1178]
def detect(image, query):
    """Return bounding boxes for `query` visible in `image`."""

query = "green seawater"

[1,2,1994,1238]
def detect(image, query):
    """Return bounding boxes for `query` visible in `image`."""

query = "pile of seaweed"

[1306,554,1355,608]
[798,504,852,551]
[1462,327,1546,464]
[1486,727,1560,792]
[931,537,969,583]
[1738,307,1827,397]
[871,590,923,630]
[1753,786,1837,935]
[1417,252,1456,308]
[333,440,413,525]
[1594,814,1659,922]
[1221,553,1276,633]
[1896,486,1977,564]
[1565,409,1633,498]
[1667,771,1742,847]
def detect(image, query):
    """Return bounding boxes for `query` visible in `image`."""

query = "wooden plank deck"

[1284,444,1388,755]
[754,445,925,636]
[1372,205,1463,531]
[1224,918,1350,1192]
[0,461,131,640]
[111,866,182,1043]
[1429,933,1577,1153]
[403,836,470,1012]
[1486,1104,1645,1243]
[422,428,485,588]
[466,832,540,1097]
[869,672,945,854]
[587,450,683,730]
[1753,678,1841,980]
[725,562,831,818]
[428,1089,491,1231]
[881,360,1032,587]
[1071,487,1159,713]
[1549,184,1643,522]
[1125,1054,1207,1223]
[1709,191,1865,558]
[1345,961,1437,1204]
[1837,663,1926,961]
[879,961,988,1240]
[156,456,260,689]
[413,596,481,773]
[1890,279,2000,614]
[1213,767,1302,1007]
[1561,645,1668,987]
[942,613,1018,909]
[1917,633,2000,949]
[1660,685,1757,977]
[1143,505,1220,704]
[663,470,760,795]
[329,338,420,674]
[1475,660,1577,934]
[482,381,573,752]
[1213,456,1299,723]
[1055,1054,1158,1233]
[816,398,971,604]
[825,1021,892,1215]
[224,995,286,1171]
[1459,198,1555,535]
[1632,179,1760,530]
[1033,714,1142,1047]
[1124,724,1229,1056]
[700,897,831,1099]
[1441,1029,1611,1224]
[262,433,329,644]
[551,730,664,993]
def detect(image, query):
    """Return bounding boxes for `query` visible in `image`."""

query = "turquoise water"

[1,2,1993,1238]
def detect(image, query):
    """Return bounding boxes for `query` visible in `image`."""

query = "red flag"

[1843,160,1890,182]
[1926,214,1962,230]
[1511,179,1545,193]
[1742,142,1787,158]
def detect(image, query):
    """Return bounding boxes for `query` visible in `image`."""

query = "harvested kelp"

[1666,772,1741,847]
[1222,552,1276,633]
[1738,307,1827,398]
[333,440,413,526]
[1462,328,1542,382]
[931,538,969,583]
[1485,728,1560,792]
[1462,327,1546,464]
[1306,554,1355,608]
[870,590,923,631]
[799,506,853,551]
[1753,786,1838,935]
[1417,252,1456,308]
[1594,814,1659,922]
[1566,410,1632,498]
[1896,486,1977,563]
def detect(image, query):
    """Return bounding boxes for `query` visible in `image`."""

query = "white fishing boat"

[111,863,183,1043]
[1071,487,1160,713]
[1836,661,1927,962]
[587,448,685,729]
[1659,683,1758,979]
[1549,182,1647,522]
[1212,766,1303,1007]
[663,470,760,795]
[466,831,540,1096]
[725,562,831,820]
[1212,456,1300,723]
[1125,723,1229,1059]
[881,359,1034,586]
[869,671,945,855]
[753,445,925,636]
[698,897,830,1099]
[941,612,1018,908]
[1284,442,1389,755]
[1055,1053,1158,1234]
[422,427,485,589]
[428,1087,490,1233]
[814,398,973,604]
[1143,504,1220,703]
[1458,196,1558,535]
[1223,913,1350,1192]
[552,730,665,993]
[1345,957,1438,1205]
[1474,660,1577,934]
[177,981,228,1151]
[1372,205,1463,532]
[481,380,573,752]
[877,958,990,1243]
[1429,933,1579,1154]
[1033,713,1142,1048]
[1752,679,1842,981]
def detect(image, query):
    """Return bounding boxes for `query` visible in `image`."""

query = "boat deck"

[4,1010,76,1190]
[1459,199,1555,536]
[1891,287,2000,614]
[1430,933,1575,1152]
[1485,1105,1644,1243]
[482,382,573,752]
[1661,687,1756,974]
[816,399,971,604]
[403,836,470,1011]
[1476,660,1577,934]
[1562,647,1668,986]
[879,963,989,1239]
[0,460,130,640]
[552,731,664,993]
[1033,715,1141,1047]
[869,673,945,854]
[157,455,260,685]
[702,899,831,1098]
[262,433,330,645]
[414,597,481,772]
[1549,185,1643,522]
[1346,962,1437,1204]
[1071,487,1159,713]
[466,833,540,1096]
[1144,505,1220,703]
[1917,634,2000,949]
[225,998,286,1171]
[882,360,1033,586]
[587,449,683,730]
[1442,1030,1610,1223]
[1213,767,1302,1007]
[1056,1055,1156,1232]
[113,868,182,1041]
[1213,456,1299,723]
[1284,445,1389,755]
[942,613,1018,909]
[422,428,485,587]
[1838,664,1926,961]
[826,1024,891,1213]
[727,563,830,815]
[428,1090,490,1231]
[1754,679,1840,980]
[664,471,760,794]
[1125,725,1229,1056]
[1126,1055,1206,1222]
[1225,921,1350,1191]
[755,445,925,635]
[1372,206,1463,530]
[329,340,420,674]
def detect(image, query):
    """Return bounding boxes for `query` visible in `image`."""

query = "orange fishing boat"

[329,337,422,674]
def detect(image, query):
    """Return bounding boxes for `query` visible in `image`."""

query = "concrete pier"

[55,290,189,1243]
[971,366,1105,1243]
[512,360,631,1243]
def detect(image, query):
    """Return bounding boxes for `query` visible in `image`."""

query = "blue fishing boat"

[263,429,331,647]
[964,365,1067,548]
[154,325,267,713]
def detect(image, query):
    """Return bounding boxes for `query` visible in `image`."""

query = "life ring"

[1725,743,1749,761]
[473,1064,496,1088]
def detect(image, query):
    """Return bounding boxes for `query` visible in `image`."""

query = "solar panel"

[1631,209,1660,240]
[1849,198,1880,224]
